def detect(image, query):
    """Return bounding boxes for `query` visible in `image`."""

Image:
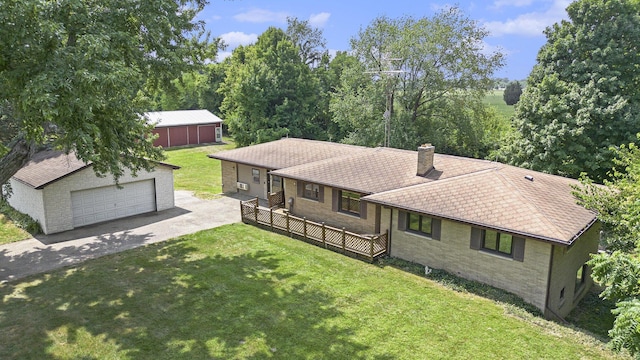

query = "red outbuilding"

[147,109,223,148]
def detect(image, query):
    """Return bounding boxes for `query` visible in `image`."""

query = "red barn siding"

[169,127,188,147]
[153,123,221,148]
[199,125,216,143]
[152,128,169,148]
[187,125,198,145]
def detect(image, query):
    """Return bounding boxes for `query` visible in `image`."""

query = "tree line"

[2,0,640,355]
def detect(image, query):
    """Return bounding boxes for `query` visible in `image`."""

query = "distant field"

[484,89,516,120]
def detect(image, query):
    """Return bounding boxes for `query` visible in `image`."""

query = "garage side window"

[252,168,260,184]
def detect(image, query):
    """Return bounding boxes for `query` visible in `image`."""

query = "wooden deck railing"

[267,190,284,208]
[240,198,388,262]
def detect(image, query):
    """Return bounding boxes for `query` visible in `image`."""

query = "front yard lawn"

[164,138,236,199]
[0,224,623,359]
[0,213,31,245]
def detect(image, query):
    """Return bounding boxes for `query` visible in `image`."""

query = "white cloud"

[216,51,233,62]
[219,31,258,47]
[233,8,288,23]
[478,41,509,57]
[309,12,331,28]
[484,0,571,37]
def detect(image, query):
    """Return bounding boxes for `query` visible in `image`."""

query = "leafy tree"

[500,0,640,182]
[218,28,321,147]
[330,8,504,156]
[285,17,327,67]
[0,0,215,185]
[149,62,227,115]
[576,139,640,355]
[503,81,522,105]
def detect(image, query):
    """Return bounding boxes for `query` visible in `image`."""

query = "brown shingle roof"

[208,138,369,169]
[12,150,91,189]
[12,150,179,189]
[211,138,595,244]
[270,148,500,194]
[364,164,596,244]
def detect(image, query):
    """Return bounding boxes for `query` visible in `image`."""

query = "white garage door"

[71,180,157,227]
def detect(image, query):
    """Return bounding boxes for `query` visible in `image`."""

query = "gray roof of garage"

[12,150,179,189]
[146,110,223,128]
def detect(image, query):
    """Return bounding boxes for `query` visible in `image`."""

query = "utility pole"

[365,58,403,148]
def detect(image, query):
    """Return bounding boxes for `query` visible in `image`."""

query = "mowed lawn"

[484,89,516,120]
[0,224,622,360]
[0,214,31,245]
[162,138,236,199]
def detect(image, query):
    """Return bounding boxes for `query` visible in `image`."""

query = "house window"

[303,182,320,201]
[252,168,260,184]
[575,264,587,293]
[407,213,432,236]
[339,191,361,215]
[482,230,513,256]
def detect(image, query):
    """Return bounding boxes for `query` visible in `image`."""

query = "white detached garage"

[7,150,179,234]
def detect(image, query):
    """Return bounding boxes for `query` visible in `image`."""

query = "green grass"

[484,89,516,120]
[0,200,39,245]
[163,138,236,199]
[0,213,31,245]
[0,224,625,359]
[567,288,618,340]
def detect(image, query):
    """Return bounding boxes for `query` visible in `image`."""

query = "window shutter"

[431,218,441,240]
[470,227,482,250]
[512,237,525,262]
[318,185,325,203]
[360,200,367,219]
[297,182,303,197]
[332,189,339,212]
[398,211,407,231]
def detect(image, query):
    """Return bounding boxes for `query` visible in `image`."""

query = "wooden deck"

[240,198,388,262]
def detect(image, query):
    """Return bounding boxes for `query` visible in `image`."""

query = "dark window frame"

[481,230,513,257]
[252,168,260,184]
[407,212,433,237]
[339,190,361,216]
[302,182,321,201]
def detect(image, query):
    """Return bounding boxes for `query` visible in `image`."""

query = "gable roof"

[146,110,223,128]
[11,150,179,189]
[363,163,596,244]
[208,138,369,170]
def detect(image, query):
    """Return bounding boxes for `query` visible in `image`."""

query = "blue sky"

[201,0,573,80]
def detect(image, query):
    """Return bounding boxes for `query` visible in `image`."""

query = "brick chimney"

[417,144,435,176]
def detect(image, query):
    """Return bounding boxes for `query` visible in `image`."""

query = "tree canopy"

[503,81,522,106]
[576,138,640,355]
[219,26,327,147]
[500,0,640,182]
[330,8,504,157]
[0,0,215,185]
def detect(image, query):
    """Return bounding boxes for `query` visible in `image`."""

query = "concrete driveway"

[0,191,244,282]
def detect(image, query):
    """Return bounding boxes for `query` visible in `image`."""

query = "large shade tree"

[330,8,504,157]
[500,0,640,182]
[218,27,321,147]
[0,0,215,185]
[576,138,640,355]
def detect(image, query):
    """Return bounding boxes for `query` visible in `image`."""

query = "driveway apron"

[0,191,242,282]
